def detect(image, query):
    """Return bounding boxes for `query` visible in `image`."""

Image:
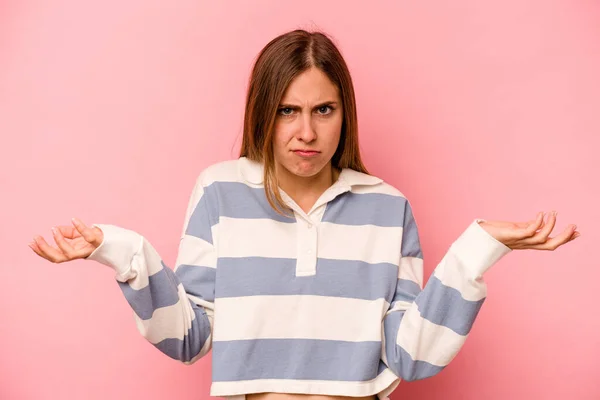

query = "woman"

[29,30,579,400]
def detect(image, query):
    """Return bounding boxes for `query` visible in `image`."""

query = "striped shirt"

[86,156,512,399]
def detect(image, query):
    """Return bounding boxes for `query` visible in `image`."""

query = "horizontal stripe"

[205,181,296,223]
[383,311,445,381]
[117,241,165,291]
[396,305,467,367]
[186,191,218,244]
[213,295,389,342]
[415,275,484,335]
[377,359,388,375]
[218,217,298,259]
[212,339,382,382]
[319,222,403,265]
[153,307,212,362]
[322,192,407,227]
[400,201,422,258]
[215,257,397,302]
[176,265,216,303]
[210,368,400,397]
[215,210,405,266]
[390,278,421,305]
[398,256,424,288]
[175,234,216,268]
[140,239,168,276]
[199,158,242,186]
[134,284,209,344]
[118,265,179,320]
[432,251,488,301]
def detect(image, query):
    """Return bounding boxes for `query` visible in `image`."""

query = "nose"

[297,113,317,143]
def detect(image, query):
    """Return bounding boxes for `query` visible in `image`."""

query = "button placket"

[295,216,318,276]
[291,185,345,277]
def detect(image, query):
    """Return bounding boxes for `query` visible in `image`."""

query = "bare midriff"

[247,394,376,400]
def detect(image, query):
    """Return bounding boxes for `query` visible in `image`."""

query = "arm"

[382,200,511,380]
[86,174,217,364]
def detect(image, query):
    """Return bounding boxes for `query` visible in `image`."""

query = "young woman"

[29,30,579,400]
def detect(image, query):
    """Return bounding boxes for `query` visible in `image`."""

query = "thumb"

[71,217,102,246]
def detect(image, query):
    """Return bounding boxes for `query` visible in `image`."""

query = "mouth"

[293,149,320,157]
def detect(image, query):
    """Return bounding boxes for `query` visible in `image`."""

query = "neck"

[276,163,340,214]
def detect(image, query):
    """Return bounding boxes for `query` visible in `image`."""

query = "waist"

[247,394,377,400]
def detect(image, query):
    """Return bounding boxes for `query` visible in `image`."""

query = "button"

[307,249,312,254]
[307,223,313,229]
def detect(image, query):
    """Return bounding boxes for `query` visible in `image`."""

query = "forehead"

[280,67,340,103]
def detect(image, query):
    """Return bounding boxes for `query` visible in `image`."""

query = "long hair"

[239,29,369,214]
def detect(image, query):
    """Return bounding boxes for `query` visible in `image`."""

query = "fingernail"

[51,227,57,234]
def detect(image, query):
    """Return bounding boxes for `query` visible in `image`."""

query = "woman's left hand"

[478,211,580,250]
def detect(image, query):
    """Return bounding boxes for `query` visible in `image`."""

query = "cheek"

[323,118,343,144]
[274,123,295,145]
[273,126,290,154]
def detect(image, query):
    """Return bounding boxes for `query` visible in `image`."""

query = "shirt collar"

[238,156,383,187]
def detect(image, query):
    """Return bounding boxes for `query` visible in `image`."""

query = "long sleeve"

[382,201,512,381]
[85,174,218,364]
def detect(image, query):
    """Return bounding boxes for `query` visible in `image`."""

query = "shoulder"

[343,169,409,201]
[194,158,249,188]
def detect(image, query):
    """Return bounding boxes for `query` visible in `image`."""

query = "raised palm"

[29,218,104,263]
[479,211,579,250]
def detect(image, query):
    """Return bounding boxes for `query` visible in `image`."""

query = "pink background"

[2,1,599,399]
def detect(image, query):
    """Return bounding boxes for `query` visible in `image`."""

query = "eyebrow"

[278,101,338,109]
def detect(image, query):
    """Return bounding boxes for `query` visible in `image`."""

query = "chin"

[276,153,332,179]
[289,160,329,178]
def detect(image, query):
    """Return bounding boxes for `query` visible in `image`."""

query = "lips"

[293,150,320,157]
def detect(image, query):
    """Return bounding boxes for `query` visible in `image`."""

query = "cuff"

[449,219,512,279]
[85,224,143,278]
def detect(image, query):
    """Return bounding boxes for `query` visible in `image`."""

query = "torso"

[247,393,376,400]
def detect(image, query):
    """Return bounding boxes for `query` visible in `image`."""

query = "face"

[273,67,343,182]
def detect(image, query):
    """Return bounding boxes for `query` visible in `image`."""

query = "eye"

[317,105,333,115]
[278,107,294,116]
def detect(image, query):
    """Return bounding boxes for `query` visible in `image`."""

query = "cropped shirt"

[86,156,512,399]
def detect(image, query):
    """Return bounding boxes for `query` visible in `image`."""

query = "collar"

[238,156,383,187]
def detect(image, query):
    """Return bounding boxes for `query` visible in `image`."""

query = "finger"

[30,237,53,261]
[517,218,545,230]
[32,236,68,263]
[527,224,577,251]
[51,226,77,258]
[55,225,79,239]
[525,211,557,245]
[28,241,44,258]
[520,212,545,238]
[71,218,100,246]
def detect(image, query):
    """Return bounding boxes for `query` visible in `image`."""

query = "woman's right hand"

[29,218,104,263]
